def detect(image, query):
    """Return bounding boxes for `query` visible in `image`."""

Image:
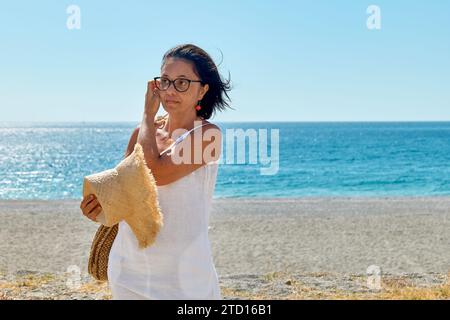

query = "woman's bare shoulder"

[201,119,221,132]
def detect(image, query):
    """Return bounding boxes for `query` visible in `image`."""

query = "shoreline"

[3,194,450,201]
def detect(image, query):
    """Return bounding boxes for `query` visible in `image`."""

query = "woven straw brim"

[88,224,118,281]
[83,169,123,226]
[83,143,163,248]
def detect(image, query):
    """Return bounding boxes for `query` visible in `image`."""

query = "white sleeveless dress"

[107,125,221,300]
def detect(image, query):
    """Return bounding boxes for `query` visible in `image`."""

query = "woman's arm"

[131,80,221,186]
[134,79,163,166]
[136,113,160,168]
[124,126,141,158]
[134,117,221,186]
[124,116,221,186]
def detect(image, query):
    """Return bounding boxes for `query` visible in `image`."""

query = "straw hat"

[82,143,163,249]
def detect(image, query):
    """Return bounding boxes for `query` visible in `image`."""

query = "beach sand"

[1,197,449,299]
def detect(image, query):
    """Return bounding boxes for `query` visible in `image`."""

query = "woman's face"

[158,58,209,116]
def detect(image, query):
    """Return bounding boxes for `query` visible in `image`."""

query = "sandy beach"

[1,197,449,299]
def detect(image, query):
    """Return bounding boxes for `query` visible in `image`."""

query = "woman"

[80,44,232,299]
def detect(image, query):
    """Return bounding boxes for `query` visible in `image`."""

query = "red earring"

[195,100,202,111]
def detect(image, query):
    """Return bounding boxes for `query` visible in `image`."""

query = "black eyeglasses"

[154,76,204,92]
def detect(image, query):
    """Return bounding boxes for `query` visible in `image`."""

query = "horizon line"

[2,120,450,124]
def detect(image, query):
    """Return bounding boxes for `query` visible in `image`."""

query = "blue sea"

[1,121,450,200]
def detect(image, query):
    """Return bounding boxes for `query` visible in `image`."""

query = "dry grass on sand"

[1,270,449,300]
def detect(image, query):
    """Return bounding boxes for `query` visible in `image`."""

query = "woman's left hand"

[144,80,161,116]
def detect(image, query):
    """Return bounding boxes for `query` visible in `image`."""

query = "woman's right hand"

[144,79,161,117]
[80,194,102,222]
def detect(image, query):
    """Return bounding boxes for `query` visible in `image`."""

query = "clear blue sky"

[1,0,449,122]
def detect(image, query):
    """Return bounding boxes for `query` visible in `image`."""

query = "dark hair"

[161,44,233,120]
